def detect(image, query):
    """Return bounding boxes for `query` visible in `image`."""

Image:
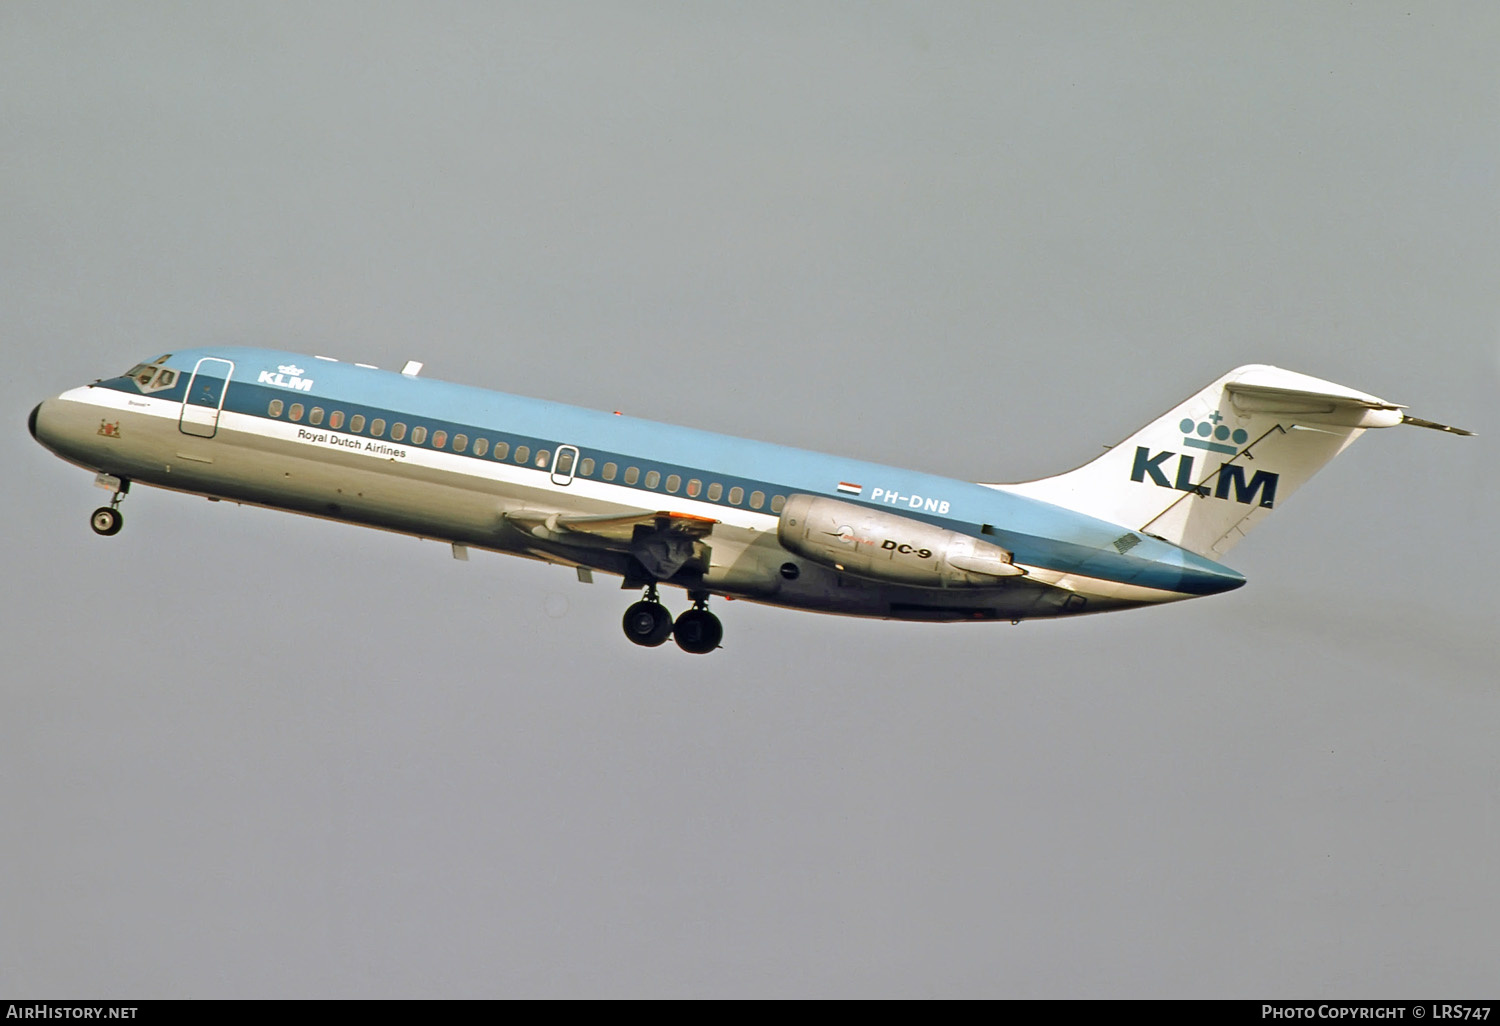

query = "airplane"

[28,348,1470,653]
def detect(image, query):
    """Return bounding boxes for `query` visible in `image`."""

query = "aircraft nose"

[29,398,65,451]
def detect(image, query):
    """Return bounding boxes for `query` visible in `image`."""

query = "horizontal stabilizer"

[1400,414,1474,436]
[1226,380,1400,420]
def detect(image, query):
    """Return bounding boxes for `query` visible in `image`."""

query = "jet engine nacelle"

[777,494,1026,588]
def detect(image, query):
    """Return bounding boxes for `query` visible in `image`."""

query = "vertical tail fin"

[987,365,1470,558]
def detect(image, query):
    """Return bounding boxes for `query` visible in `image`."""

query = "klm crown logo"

[258,364,315,392]
[1129,410,1278,508]
[1181,411,1248,456]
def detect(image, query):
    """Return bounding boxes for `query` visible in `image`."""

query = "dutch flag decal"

[837,481,862,496]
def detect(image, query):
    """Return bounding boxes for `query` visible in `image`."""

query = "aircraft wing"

[505,508,717,543]
[503,507,719,579]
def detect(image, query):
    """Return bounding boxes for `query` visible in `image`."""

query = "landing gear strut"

[90,479,129,537]
[621,584,674,648]
[672,591,722,655]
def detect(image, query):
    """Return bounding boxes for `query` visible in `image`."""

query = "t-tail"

[988,365,1472,559]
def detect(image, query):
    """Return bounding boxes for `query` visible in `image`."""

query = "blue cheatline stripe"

[92,347,1246,596]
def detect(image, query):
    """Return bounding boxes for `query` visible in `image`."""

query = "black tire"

[90,507,123,536]
[673,609,723,654]
[622,601,673,647]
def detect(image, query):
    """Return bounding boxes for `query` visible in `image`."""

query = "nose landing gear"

[90,479,130,537]
[620,585,723,654]
[90,507,122,536]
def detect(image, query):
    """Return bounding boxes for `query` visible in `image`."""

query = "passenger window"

[728,486,743,505]
[578,457,593,477]
[349,414,365,433]
[268,399,284,417]
[624,466,640,485]
[644,470,661,489]
[750,491,765,509]
[602,462,617,481]
[452,434,467,453]
[329,411,344,429]
[473,438,488,457]
[289,403,304,422]
[535,450,550,469]
[771,495,786,513]
[686,479,701,497]
[390,422,406,441]
[555,450,574,474]
[493,441,509,460]
[411,426,427,445]
[707,482,723,501]
[309,407,325,426]
[432,430,447,449]
[665,474,681,493]
[514,445,530,463]
[370,418,385,437]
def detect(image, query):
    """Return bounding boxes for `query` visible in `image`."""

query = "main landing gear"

[90,479,129,537]
[622,586,675,648]
[621,585,723,655]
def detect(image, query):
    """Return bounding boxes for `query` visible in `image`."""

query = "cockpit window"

[125,359,178,393]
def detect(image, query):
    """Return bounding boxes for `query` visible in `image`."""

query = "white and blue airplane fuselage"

[29,348,1467,653]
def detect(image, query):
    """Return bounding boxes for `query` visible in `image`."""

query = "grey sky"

[3,2,1496,998]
